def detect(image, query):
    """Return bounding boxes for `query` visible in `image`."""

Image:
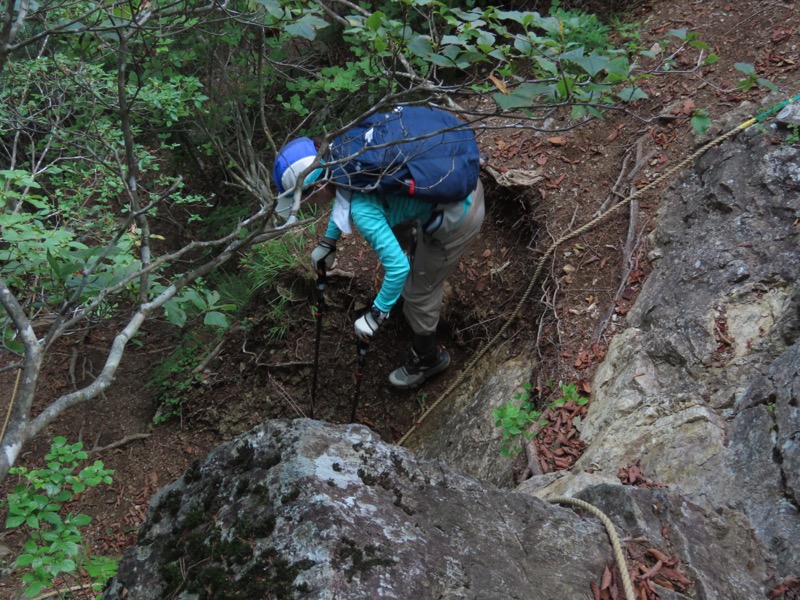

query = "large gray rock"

[105,419,772,599]
[104,419,614,599]
[532,127,800,581]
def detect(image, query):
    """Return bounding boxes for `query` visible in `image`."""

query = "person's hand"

[354,306,388,340]
[311,238,336,273]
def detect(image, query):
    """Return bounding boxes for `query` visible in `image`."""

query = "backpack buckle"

[422,210,443,234]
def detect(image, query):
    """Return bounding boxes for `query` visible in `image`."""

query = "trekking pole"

[350,339,369,423]
[310,263,326,419]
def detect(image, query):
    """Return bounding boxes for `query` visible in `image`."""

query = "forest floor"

[1,0,799,598]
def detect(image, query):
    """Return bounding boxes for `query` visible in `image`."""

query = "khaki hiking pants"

[401,179,485,335]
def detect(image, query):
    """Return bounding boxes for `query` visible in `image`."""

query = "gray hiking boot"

[388,347,450,389]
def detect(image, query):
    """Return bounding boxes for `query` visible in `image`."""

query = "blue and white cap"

[272,137,324,220]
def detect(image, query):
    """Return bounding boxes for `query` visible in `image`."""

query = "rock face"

[105,418,771,599]
[408,352,538,488]
[530,124,800,586]
[105,419,614,599]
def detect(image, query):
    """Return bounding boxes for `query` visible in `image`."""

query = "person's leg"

[402,179,485,336]
[389,181,485,388]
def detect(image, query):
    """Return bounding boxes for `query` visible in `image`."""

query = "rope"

[549,496,636,600]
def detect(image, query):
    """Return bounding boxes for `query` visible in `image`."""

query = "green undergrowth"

[493,381,588,457]
[148,223,315,423]
[2,438,117,599]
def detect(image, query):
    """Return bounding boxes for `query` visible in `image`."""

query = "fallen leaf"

[547,136,566,146]
[660,567,692,586]
[489,73,508,94]
[601,565,613,589]
[642,560,664,579]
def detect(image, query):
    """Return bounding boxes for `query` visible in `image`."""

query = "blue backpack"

[327,107,480,204]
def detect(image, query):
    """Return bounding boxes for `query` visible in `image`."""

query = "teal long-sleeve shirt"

[324,192,468,313]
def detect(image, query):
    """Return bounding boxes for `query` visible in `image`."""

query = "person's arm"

[350,196,409,313]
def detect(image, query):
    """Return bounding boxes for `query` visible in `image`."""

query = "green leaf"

[618,86,649,102]
[571,52,610,77]
[734,62,755,75]
[428,54,454,68]
[40,511,62,526]
[668,28,687,40]
[493,82,551,109]
[571,104,586,120]
[6,515,26,528]
[16,553,37,567]
[405,35,434,59]
[70,513,92,526]
[182,288,206,310]
[253,0,284,18]
[603,56,633,80]
[535,56,559,76]
[205,290,221,307]
[22,580,43,598]
[62,541,80,556]
[365,11,385,32]
[52,558,76,576]
[691,113,711,134]
[163,299,187,328]
[756,78,779,93]
[203,311,229,329]
[53,491,71,503]
[285,15,329,41]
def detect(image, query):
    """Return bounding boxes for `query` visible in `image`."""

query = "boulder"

[105,418,771,599]
[531,126,800,583]
[105,419,613,599]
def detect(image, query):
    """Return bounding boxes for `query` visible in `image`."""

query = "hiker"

[272,109,484,389]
